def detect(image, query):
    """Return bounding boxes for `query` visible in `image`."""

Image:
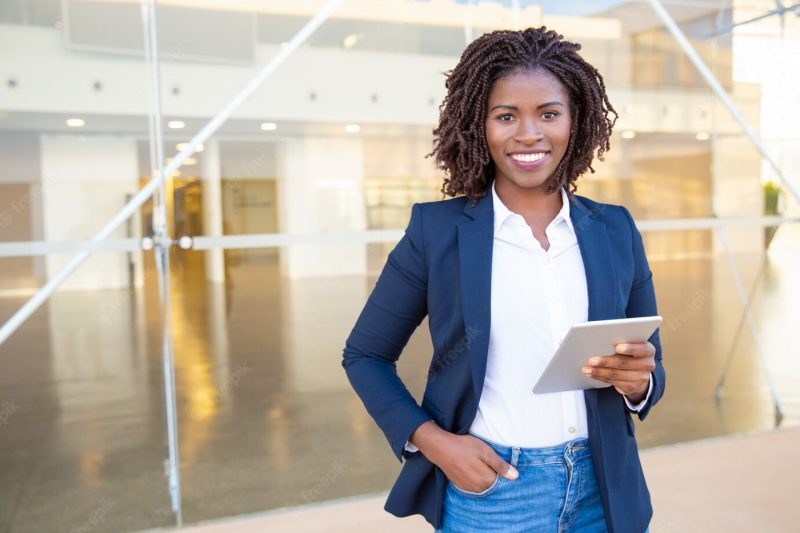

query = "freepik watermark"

[63,498,115,533]
[427,325,481,383]
[0,184,41,229]
[0,400,19,427]
[186,363,251,419]
[659,287,711,343]
[300,459,347,503]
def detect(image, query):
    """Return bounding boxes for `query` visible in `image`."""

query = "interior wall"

[0,132,42,292]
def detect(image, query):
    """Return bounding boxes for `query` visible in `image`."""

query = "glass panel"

[0,0,174,529]
[0,0,151,294]
[151,0,799,525]
[642,226,800,447]
[0,250,176,532]
[2,0,799,529]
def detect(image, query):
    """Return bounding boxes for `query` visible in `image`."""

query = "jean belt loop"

[510,446,520,468]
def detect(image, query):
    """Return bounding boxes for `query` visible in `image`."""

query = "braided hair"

[429,27,617,205]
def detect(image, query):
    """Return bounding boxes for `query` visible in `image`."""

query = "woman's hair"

[429,27,617,204]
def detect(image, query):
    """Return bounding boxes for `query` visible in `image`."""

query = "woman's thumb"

[488,452,518,480]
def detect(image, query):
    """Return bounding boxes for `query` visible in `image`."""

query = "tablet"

[532,316,662,394]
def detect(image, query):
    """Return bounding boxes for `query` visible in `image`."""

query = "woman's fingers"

[582,343,655,393]
[614,342,656,358]
[583,354,656,373]
[482,448,518,480]
[582,366,646,383]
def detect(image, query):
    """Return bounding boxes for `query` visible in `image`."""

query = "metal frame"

[140,0,183,524]
[704,1,800,39]
[0,215,796,258]
[184,215,800,250]
[0,0,344,345]
[648,0,798,423]
[0,0,344,525]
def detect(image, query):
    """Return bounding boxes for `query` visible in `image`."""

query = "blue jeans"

[435,432,615,533]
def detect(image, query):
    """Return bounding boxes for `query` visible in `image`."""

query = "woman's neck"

[494,178,562,219]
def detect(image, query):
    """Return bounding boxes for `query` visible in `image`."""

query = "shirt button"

[568,426,576,433]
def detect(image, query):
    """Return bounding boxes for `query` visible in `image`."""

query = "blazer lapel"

[457,191,494,404]
[569,195,618,425]
[570,196,617,322]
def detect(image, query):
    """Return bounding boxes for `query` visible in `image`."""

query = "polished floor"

[0,226,798,532]
[153,427,800,533]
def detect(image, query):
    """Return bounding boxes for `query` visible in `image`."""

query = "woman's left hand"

[581,342,656,404]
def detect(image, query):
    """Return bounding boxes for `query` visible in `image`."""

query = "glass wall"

[1,0,798,530]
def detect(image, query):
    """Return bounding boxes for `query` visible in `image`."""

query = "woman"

[342,27,664,533]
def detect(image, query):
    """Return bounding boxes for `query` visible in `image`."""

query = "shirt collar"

[491,180,574,235]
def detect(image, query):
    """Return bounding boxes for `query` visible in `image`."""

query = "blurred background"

[0,0,798,531]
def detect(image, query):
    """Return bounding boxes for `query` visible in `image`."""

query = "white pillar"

[275,135,368,392]
[711,83,764,255]
[39,134,141,291]
[276,136,367,278]
[201,139,226,283]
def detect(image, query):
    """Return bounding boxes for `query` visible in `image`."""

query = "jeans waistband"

[468,431,591,467]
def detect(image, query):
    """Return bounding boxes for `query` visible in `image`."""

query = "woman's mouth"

[508,151,550,170]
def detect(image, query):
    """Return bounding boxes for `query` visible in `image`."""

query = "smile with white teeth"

[510,152,547,162]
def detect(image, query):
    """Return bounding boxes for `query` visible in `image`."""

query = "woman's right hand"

[409,421,519,493]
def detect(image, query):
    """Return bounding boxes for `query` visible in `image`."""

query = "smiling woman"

[484,68,576,250]
[342,26,663,533]
[485,70,572,188]
[429,28,617,205]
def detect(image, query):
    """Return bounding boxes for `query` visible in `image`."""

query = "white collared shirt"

[468,181,592,446]
[406,182,650,453]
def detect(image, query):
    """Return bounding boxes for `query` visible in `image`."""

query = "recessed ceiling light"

[621,130,636,139]
[344,124,361,133]
[168,120,186,129]
[168,157,197,165]
[343,33,364,49]
[696,132,710,141]
[66,118,85,127]
[176,142,203,152]
[260,122,277,131]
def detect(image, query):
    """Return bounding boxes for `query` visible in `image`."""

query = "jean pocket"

[448,473,502,497]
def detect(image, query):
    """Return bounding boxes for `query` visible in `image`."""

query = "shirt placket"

[546,223,581,439]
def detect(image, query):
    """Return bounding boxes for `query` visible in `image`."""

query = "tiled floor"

[0,226,798,532]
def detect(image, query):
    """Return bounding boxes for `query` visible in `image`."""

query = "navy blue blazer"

[342,184,665,532]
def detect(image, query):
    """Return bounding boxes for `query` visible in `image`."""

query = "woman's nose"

[514,118,544,144]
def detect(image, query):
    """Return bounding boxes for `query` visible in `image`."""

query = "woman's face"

[484,67,572,193]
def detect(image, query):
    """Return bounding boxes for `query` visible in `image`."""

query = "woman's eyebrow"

[489,104,517,111]
[537,101,564,109]
[488,101,564,112]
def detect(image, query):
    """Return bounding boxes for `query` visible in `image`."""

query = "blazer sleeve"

[341,203,433,462]
[620,205,666,421]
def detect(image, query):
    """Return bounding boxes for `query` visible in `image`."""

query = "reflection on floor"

[0,227,798,532]
[155,427,800,533]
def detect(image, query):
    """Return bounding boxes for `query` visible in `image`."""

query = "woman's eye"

[542,111,559,120]
[497,113,514,121]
